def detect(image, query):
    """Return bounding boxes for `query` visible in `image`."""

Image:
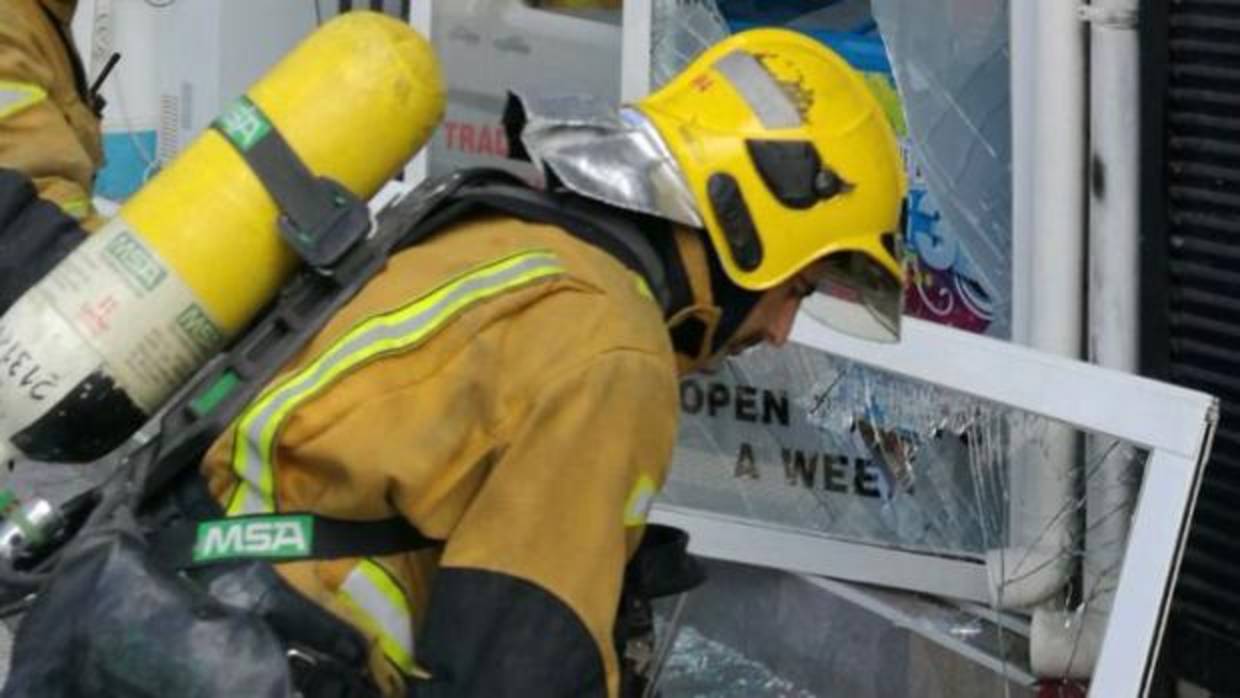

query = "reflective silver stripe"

[338,560,415,673]
[713,50,803,129]
[0,91,23,113]
[227,250,565,516]
[0,82,46,120]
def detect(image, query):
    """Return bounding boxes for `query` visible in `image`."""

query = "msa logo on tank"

[176,305,224,353]
[103,231,224,351]
[104,230,168,291]
[194,515,313,563]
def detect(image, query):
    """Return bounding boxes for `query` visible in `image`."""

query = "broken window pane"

[657,340,1148,692]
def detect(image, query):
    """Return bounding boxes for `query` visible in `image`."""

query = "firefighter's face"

[710,261,827,364]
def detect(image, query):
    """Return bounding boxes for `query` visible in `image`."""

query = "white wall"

[72,0,161,133]
[72,0,164,203]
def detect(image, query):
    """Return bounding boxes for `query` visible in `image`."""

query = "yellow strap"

[226,249,566,516]
[0,81,47,121]
[336,559,416,674]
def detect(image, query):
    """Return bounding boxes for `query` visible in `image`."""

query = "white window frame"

[652,315,1216,698]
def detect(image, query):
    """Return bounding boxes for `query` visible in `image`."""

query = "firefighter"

[1,26,906,698]
[0,0,104,310]
[194,28,906,698]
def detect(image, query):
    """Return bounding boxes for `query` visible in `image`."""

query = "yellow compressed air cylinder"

[0,12,444,465]
[128,11,444,335]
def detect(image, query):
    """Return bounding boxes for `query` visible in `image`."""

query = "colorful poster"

[845,43,1006,337]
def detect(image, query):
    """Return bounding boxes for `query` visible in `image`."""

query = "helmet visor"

[801,239,905,343]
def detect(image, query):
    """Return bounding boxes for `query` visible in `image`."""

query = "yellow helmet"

[634,28,908,339]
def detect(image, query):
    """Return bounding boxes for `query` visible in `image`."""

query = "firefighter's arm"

[0,15,98,225]
[412,349,679,698]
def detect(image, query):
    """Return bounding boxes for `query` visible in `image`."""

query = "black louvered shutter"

[1149,0,1240,692]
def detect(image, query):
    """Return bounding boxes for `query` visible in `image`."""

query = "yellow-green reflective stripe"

[226,249,565,516]
[0,81,46,120]
[337,559,415,674]
[634,275,654,301]
[60,198,90,219]
[624,474,657,527]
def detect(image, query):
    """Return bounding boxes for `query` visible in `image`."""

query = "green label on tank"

[194,515,313,563]
[215,96,271,151]
[104,230,167,291]
[176,304,223,353]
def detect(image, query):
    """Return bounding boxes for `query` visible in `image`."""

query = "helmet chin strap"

[705,238,763,354]
[665,228,763,366]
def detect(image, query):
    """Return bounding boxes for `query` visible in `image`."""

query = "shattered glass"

[871,0,1014,338]
[658,625,819,698]
[651,0,732,89]
[658,341,1147,690]
[652,561,1041,698]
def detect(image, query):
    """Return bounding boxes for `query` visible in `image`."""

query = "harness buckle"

[287,644,379,698]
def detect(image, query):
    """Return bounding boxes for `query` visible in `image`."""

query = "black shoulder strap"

[409,178,685,317]
[392,167,528,249]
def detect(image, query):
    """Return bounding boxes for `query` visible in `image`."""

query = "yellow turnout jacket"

[201,212,683,697]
